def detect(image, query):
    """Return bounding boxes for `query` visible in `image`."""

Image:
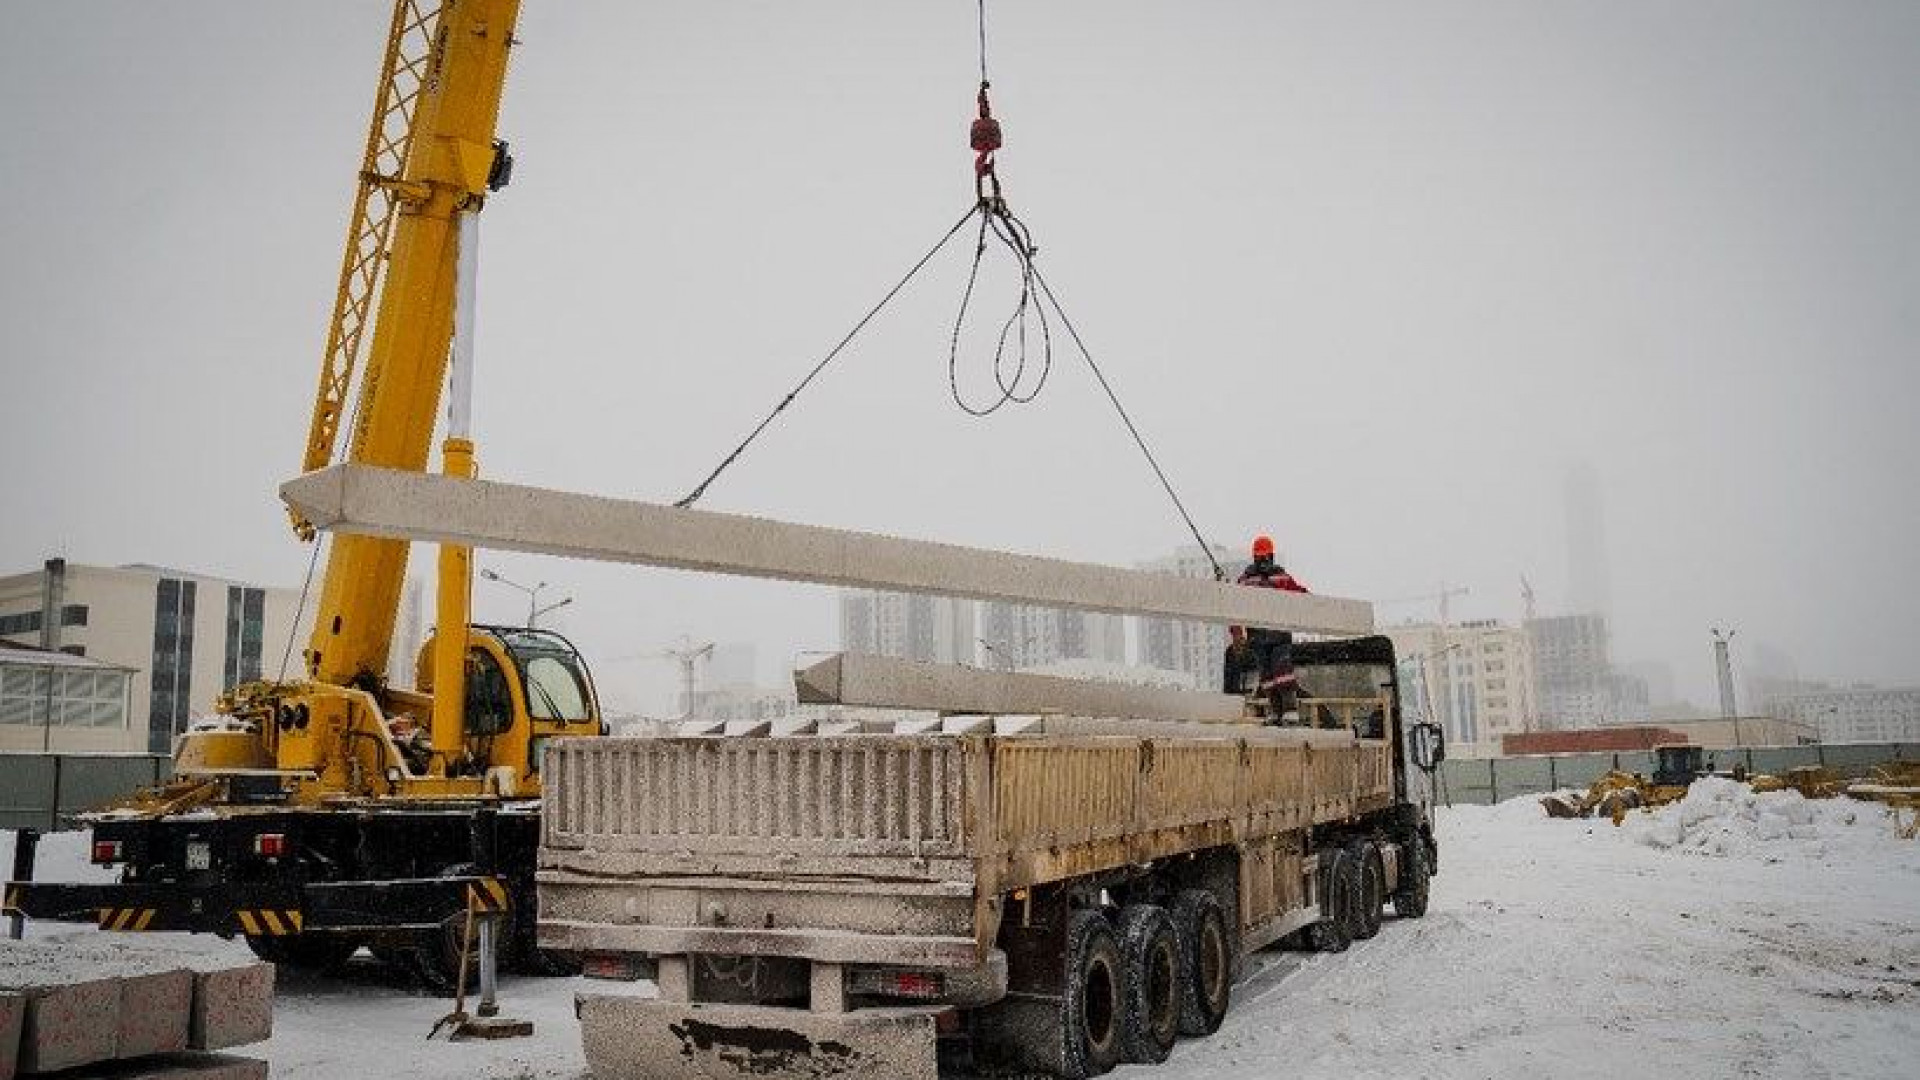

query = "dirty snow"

[4,791,1916,1079]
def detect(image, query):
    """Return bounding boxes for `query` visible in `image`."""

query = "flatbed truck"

[537,636,1443,1078]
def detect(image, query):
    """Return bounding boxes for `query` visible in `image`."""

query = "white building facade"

[978,602,1126,672]
[1134,543,1233,690]
[0,559,313,753]
[837,590,977,666]
[1767,686,1920,744]
[1384,619,1537,759]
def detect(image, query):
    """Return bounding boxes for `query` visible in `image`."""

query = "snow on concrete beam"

[281,465,1375,634]
[795,653,1255,724]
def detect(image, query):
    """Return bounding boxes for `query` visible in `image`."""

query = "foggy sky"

[3,1,1916,714]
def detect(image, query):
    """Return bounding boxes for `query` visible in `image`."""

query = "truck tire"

[246,933,361,971]
[1169,889,1230,1037]
[1349,843,1385,941]
[1115,906,1181,1065]
[1308,847,1353,953]
[1061,909,1124,1078]
[1392,835,1433,919]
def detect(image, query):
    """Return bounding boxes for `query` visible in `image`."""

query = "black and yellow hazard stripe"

[96,907,159,932]
[466,877,510,914]
[234,908,305,936]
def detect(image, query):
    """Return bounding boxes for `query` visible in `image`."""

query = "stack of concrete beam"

[0,939,272,1080]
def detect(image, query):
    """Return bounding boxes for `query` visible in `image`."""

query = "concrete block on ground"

[51,941,272,1052]
[59,1052,268,1080]
[0,944,120,1074]
[180,961,272,1052]
[99,966,192,1060]
[577,993,936,1080]
[0,990,24,1080]
[282,464,1375,634]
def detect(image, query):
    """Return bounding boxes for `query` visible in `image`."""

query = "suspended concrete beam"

[795,653,1255,724]
[281,465,1374,635]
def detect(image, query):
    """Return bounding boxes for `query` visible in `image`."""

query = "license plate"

[185,841,212,871]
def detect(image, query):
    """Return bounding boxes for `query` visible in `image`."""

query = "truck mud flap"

[576,993,937,1080]
[3,875,509,935]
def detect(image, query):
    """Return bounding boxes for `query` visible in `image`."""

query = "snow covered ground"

[6,789,1917,1079]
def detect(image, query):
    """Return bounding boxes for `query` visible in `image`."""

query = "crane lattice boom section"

[294,0,442,538]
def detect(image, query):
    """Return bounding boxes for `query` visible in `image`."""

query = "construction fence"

[1437,742,1920,807]
[0,753,171,832]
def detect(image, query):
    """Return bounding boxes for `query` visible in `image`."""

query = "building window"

[0,611,43,637]
[224,586,266,688]
[62,604,88,627]
[150,578,196,752]
[0,666,127,729]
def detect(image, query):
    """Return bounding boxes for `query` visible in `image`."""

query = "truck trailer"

[537,636,1443,1079]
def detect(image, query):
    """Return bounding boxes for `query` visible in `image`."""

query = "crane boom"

[303,0,521,685]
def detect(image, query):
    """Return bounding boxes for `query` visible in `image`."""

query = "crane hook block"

[971,82,1003,161]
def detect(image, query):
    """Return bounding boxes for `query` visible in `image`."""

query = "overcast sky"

[3,1,1916,714]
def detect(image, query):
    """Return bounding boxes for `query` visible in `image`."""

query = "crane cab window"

[522,654,589,722]
[465,648,514,736]
[494,627,597,726]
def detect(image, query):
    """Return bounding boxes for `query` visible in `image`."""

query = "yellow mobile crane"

[7,0,597,987]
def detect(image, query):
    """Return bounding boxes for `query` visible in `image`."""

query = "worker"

[1224,536,1310,720]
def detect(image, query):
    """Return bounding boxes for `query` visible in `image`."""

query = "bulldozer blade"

[1539,795,1585,819]
[576,994,937,1080]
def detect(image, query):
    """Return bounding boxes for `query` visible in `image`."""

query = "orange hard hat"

[1252,535,1275,558]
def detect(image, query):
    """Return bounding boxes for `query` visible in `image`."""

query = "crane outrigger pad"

[795,652,1254,723]
[281,465,1374,635]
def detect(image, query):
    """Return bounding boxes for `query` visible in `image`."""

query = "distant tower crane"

[658,637,716,720]
[1711,626,1739,730]
[1377,584,1472,627]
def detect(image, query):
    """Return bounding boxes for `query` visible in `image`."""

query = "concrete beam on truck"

[280,465,1374,634]
[795,652,1257,724]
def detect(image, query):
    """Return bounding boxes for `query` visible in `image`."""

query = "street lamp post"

[479,569,572,629]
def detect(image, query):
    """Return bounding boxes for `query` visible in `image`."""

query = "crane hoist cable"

[676,0,1227,582]
[673,205,980,509]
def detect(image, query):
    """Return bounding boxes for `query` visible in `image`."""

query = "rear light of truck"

[850,968,944,1000]
[252,833,288,858]
[91,839,124,864]
[581,952,645,981]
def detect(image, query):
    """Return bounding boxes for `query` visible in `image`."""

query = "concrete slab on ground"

[0,944,120,1074]
[56,1052,268,1080]
[576,992,937,1080]
[0,990,22,1080]
[53,940,272,1052]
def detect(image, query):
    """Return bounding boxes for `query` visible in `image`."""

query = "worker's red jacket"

[1229,565,1308,645]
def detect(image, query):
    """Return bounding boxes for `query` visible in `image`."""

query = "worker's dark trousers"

[1224,632,1295,694]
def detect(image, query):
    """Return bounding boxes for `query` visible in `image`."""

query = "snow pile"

[0,829,115,885]
[1624,777,1900,861]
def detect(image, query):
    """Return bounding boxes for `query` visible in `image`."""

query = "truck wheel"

[1115,906,1181,1064]
[405,911,481,995]
[1392,836,1433,919]
[247,933,360,971]
[1349,843,1385,941]
[1170,889,1230,1037]
[1062,909,1124,1078]
[1308,847,1353,953]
